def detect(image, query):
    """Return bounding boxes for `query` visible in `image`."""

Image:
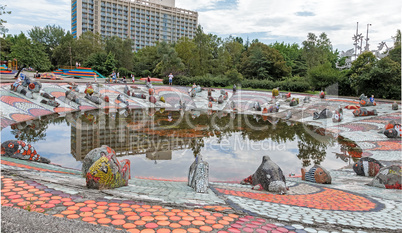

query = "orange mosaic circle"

[49,200,61,204]
[192,220,205,226]
[93,209,105,214]
[169,223,181,228]
[120,203,130,208]
[155,215,168,221]
[222,217,234,222]
[109,206,120,211]
[82,217,96,222]
[51,196,62,200]
[97,205,109,210]
[39,197,50,201]
[187,228,200,233]
[142,216,155,222]
[157,229,171,233]
[140,229,155,233]
[112,219,126,225]
[96,201,108,206]
[212,224,224,229]
[84,200,96,204]
[182,216,194,221]
[87,204,97,208]
[61,210,76,215]
[142,205,151,208]
[127,229,140,233]
[41,204,55,208]
[123,223,137,229]
[124,211,137,216]
[75,203,86,207]
[94,214,107,218]
[80,212,94,217]
[63,201,75,206]
[127,215,140,221]
[67,214,80,219]
[112,214,126,220]
[109,202,120,207]
[172,229,186,233]
[176,212,187,217]
[205,220,216,225]
[178,220,191,226]
[218,220,230,225]
[169,216,181,221]
[199,226,213,232]
[157,221,170,226]
[122,207,132,212]
[106,211,118,215]
[195,217,205,221]
[152,205,162,209]
[98,218,112,224]
[67,206,80,211]
[12,188,23,191]
[134,220,146,226]
[80,207,93,212]
[206,216,216,220]
[17,191,28,195]
[22,193,34,198]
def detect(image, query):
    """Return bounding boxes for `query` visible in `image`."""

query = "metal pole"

[365,24,371,51]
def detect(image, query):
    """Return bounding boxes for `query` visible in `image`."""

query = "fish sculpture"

[384,124,402,138]
[241,156,287,194]
[353,108,377,117]
[353,157,383,177]
[301,164,332,184]
[1,140,50,163]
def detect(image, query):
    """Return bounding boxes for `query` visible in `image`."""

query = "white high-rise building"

[71,0,198,51]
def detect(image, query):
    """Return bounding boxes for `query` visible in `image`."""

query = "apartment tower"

[71,0,198,51]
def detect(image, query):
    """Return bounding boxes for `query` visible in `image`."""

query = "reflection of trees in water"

[10,113,63,143]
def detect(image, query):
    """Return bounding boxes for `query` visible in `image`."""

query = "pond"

[1,109,362,182]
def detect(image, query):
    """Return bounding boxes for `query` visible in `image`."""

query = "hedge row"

[163,75,311,92]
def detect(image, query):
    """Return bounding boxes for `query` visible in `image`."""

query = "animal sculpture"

[188,155,209,193]
[332,107,343,122]
[11,84,33,98]
[85,94,102,105]
[22,77,42,93]
[40,98,60,107]
[285,92,291,98]
[241,156,287,194]
[359,95,376,106]
[368,165,402,189]
[319,91,325,99]
[392,102,398,110]
[253,102,262,111]
[272,88,279,97]
[149,95,157,104]
[384,124,402,138]
[353,108,377,117]
[160,96,165,103]
[301,164,332,184]
[1,140,50,163]
[65,90,80,105]
[289,98,299,107]
[233,84,237,93]
[217,95,223,104]
[117,94,129,105]
[85,145,131,189]
[313,108,332,120]
[353,157,383,177]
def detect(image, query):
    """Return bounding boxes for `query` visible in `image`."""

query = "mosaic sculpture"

[301,164,332,184]
[40,98,60,107]
[218,95,224,104]
[22,77,42,93]
[85,145,131,189]
[11,84,33,98]
[149,95,157,104]
[188,155,209,193]
[319,91,325,99]
[352,108,377,117]
[223,92,228,100]
[345,105,360,110]
[384,124,402,138]
[160,96,166,103]
[289,98,299,107]
[84,85,94,96]
[85,94,102,105]
[253,102,262,111]
[353,157,383,177]
[241,156,287,194]
[149,88,154,96]
[392,102,398,110]
[132,93,146,99]
[313,108,332,120]
[272,88,279,97]
[332,107,343,122]
[233,84,237,93]
[1,140,50,164]
[368,165,402,189]
[65,90,80,105]
[117,94,129,106]
[378,120,399,134]
[285,92,291,98]
[359,95,376,107]
[67,82,79,92]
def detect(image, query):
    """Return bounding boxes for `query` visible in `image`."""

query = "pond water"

[1,109,362,182]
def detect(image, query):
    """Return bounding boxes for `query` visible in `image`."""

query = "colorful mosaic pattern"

[214,186,379,211]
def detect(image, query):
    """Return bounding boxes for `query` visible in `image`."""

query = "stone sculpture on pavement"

[22,77,42,93]
[359,95,376,107]
[188,155,209,193]
[65,90,80,105]
[85,145,131,189]
[384,124,402,138]
[272,88,279,97]
[392,101,398,110]
[332,106,343,122]
[313,108,332,120]
[289,98,299,106]
[241,156,287,194]
[319,91,325,99]
[353,108,377,117]
[1,140,50,164]
[301,164,332,184]
[353,157,383,177]
[368,165,402,189]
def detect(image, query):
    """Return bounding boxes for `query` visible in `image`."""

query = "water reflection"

[3,109,362,181]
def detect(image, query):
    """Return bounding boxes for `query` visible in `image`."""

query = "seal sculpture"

[353,108,377,117]
[384,124,402,138]
[1,140,50,163]
[313,108,332,120]
[85,145,131,189]
[353,157,383,177]
[188,155,209,193]
[301,164,332,184]
[241,156,287,194]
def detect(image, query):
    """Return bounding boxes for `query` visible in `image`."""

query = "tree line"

[0,22,400,99]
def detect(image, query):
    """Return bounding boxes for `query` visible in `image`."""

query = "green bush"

[117,67,131,78]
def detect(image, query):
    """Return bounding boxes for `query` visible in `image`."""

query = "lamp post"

[365,24,372,51]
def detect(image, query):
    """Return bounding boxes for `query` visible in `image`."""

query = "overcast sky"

[2,0,401,51]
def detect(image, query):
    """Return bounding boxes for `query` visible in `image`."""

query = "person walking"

[168,73,174,86]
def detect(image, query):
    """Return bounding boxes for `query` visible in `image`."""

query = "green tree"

[302,32,338,70]
[193,26,214,75]
[73,31,103,66]
[239,42,290,80]
[104,51,117,75]
[28,25,66,53]
[0,5,11,35]
[175,37,197,76]
[271,42,307,77]
[83,51,108,75]
[10,33,51,71]
[348,51,377,95]
[104,36,134,70]
[133,45,158,77]
[52,32,74,66]
[154,41,184,77]
[308,61,340,90]
[223,36,244,69]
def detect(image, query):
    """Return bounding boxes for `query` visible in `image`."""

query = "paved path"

[1,78,401,233]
